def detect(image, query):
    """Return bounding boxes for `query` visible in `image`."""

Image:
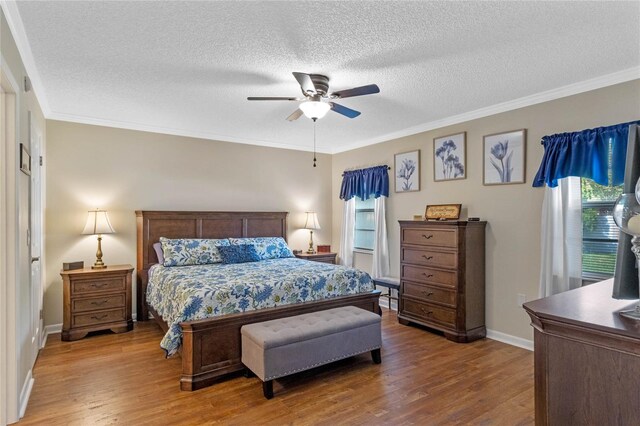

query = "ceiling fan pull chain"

[313,120,317,167]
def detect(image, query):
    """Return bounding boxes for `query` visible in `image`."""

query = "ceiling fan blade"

[247,96,300,101]
[330,102,361,119]
[286,109,304,121]
[331,84,380,99]
[292,72,317,95]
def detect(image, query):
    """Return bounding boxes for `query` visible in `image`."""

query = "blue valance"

[340,165,389,200]
[532,120,640,188]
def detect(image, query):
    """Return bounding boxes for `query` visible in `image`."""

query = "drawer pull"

[420,307,434,316]
[91,300,108,306]
[421,273,434,278]
[421,291,434,297]
[90,314,108,320]
[422,234,434,239]
[92,283,108,289]
[421,255,434,260]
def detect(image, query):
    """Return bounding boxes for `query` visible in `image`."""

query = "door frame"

[1,53,21,426]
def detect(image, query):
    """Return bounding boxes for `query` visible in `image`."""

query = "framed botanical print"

[433,132,466,181]
[394,150,420,192]
[483,129,527,185]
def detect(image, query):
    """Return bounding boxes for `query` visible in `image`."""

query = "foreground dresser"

[61,264,134,341]
[523,280,640,425]
[398,220,486,342]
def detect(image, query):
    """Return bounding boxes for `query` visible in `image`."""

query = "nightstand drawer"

[402,298,456,328]
[401,228,457,248]
[401,264,457,287]
[72,294,125,313]
[401,247,457,269]
[72,278,125,295]
[403,282,456,307]
[72,308,126,327]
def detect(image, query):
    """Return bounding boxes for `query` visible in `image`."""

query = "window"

[354,197,375,250]
[581,178,622,279]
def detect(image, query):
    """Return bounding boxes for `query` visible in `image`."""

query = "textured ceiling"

[12,1,640,153]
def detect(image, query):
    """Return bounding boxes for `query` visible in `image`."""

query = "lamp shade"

[82,209,115,235]
[304,212,321,230]
[299,101,330,120]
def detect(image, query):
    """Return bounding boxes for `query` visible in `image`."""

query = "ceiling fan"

[248,72,380,121]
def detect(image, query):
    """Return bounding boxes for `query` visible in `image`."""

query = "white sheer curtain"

[339,198,355,267]
[372,196,390,278]
[539,177,583,297]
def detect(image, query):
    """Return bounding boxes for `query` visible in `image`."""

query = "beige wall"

[44,121,332,326]
[332,79,640,341]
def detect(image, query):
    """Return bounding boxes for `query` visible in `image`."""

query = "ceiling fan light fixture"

[299,101,330,120]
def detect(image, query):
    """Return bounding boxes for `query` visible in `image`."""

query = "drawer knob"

[422,291,434,297]
[90,314,108,320]
[91,300,108,306]
[420,307,434,316]
[421,273,434,278]
[421,255,434,260]
[422,234,434,239]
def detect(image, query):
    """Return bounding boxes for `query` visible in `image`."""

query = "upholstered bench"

[241,306,382,399]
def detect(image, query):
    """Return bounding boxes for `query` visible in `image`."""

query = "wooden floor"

[19,309,534,425]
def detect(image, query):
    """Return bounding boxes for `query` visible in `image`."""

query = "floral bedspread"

[146,258,374,356]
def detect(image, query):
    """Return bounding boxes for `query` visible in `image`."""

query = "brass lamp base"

[307,230,315,254]
[92,235,108,269]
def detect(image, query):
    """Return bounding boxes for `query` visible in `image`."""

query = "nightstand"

[294,252,337,264]
[60,264,134,341]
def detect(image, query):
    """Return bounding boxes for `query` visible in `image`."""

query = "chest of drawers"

[61,264,134,341]
[398,221,486,343]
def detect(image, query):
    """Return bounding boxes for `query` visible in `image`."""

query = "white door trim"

[1,52,22,426]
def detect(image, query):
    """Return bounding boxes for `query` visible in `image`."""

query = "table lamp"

[82,209,115,269]
[304,212,321,254]
[612,177,640,320]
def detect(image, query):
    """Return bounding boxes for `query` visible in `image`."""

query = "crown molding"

[47,112,334,154]
[332,68,640,154]
[0,0,51,115]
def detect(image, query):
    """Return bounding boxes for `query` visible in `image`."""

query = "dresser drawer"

[72,308,126,327]
[403,282,456,307]
[402,298,456,328]
[72,278,125,295]
[402,247,457,269]
[401,228,457,248]
[401,264,457,287]
[72,294,125,313]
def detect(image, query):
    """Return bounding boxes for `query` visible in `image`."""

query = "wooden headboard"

[135,211,288,320]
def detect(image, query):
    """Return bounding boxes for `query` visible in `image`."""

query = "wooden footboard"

[179,291,380,391]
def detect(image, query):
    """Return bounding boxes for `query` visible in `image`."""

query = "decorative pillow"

[218,244,261,264]
[160,237,230,267]
[153,242,164,265]
[228,237,294,260]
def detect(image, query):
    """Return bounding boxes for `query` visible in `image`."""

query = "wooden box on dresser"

[398,220,486,343]
[61,264,134,341]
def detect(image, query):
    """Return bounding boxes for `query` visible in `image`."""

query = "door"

[30,112,43,350]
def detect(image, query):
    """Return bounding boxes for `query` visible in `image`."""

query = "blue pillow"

[160,237,230,267]
[228,237,294,260]
[218,244,261,264]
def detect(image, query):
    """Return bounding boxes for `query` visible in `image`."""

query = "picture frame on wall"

[394,150,420,192]
[20,143,31,176]
[433,132,466,181]
[483,129,527,185]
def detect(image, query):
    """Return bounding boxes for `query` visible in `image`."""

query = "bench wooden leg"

[262,380,274,399]
[371,348,381,364]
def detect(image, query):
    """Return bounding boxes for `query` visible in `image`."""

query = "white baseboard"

[41,323,62,348]
[378,298,398,311]
[486,329,533,351]
[18,370,34,419]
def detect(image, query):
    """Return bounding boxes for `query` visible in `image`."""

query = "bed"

[136,211,381,391]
